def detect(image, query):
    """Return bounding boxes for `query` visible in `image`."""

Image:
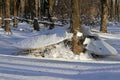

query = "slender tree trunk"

[118,0,120,22]
[20,0,25,18]
[71,0,83,55]
[2,0,5,18]
[49,0,54,14]
[115,0,119,22]
[38,0,41,19]
[30,0,35,19]
[109,0,115,21]
[0,1,2,28]
[5,0,11,33]
[115,0,117,21]
[35,0,39,17]
[100,0,108,33]
[25,0,28,18]
[13,0,18,28]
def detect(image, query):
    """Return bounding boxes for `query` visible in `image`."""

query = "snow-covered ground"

[0,22,120,80]
[0,54,120,80]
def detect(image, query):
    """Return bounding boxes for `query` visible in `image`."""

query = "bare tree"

[71,0,83,54]
[100,0,108,33]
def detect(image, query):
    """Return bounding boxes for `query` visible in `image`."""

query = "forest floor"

[0,22,120,80]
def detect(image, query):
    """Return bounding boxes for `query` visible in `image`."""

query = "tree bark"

[35,0,39,17]
[13,0,18,28]
[20,0,25,18]
[33,19,39,31]
[118,0,120,22]
[5,0,11,33]
[38,0,41,19]
[0,1,2,28]
[100,0,108,33]
[49,0,54,14]
[110,0,115,21]
[71,0,83,55]
[115,0,119,22]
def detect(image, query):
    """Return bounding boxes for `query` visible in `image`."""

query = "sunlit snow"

[0,22,120,80]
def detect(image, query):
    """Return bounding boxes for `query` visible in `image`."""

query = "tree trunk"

[38,0,41,19]
[5,0,11,33]
[33,19,39,31]
[24,0,28,18]
[49,0,54,14]
[109,0,115,21]
[71,0,83,55]
[115,0,119,22]
[100,0,108,33]
[29,0,35,19]
[20,0,25,18]
[0,1,2,28]
[118,0,120,22]
[13,0,18,28]
[35,0,39,17]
